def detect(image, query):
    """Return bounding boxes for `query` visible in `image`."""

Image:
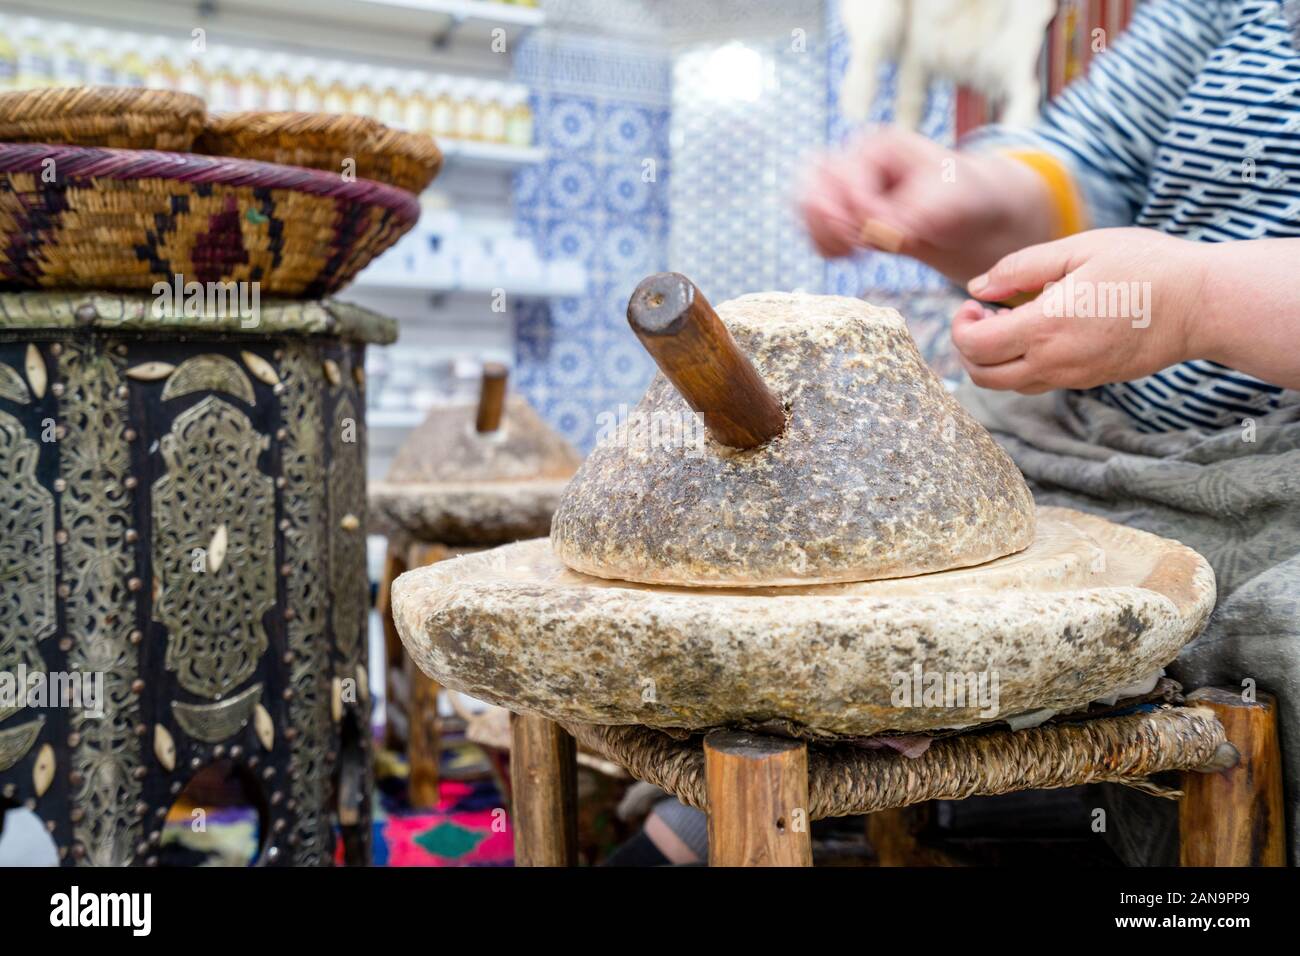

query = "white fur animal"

[839,0,1057,129]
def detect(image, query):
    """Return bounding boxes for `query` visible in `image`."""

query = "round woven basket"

[195,111,443,194]
[0,143,420,296]
[0,86,206,151]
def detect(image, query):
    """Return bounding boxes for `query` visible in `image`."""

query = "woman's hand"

[797,128,1057,285]
[951,228,1214,393]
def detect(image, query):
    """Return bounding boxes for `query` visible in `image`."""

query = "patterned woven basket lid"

[195,111,443,194]
[0,143,420,297]
[0,86,206,151]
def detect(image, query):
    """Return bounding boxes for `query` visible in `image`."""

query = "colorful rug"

[373,778,513,866]
[367,736,514,867]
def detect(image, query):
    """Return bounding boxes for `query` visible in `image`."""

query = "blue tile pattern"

[668,37,828,303]
[513,30,671,451]
[511,9,974,450]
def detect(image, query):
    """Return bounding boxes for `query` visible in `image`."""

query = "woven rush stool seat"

[560,706,1231,821]
[501,688,1286,867]
[460,687,1286,867]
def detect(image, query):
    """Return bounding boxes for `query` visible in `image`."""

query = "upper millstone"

[551,292,1036,587]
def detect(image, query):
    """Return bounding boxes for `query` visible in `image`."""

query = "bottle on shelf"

[142,37,166,88]
[505,85,534,147]
[322,63,350,114]
[117,41,148,88]
[264,53,295,110]
[452,77,482,141]
[479,80,507,144]
[51,26,89,87]
[377,68,404,127]
[177,45,207,99]
[293,59,324,112]
[401,71,431,133]
[235,51,267,109]
[208,51,242,112]
[429,75,456,139]
[348,72,378,118]
[0,22,16,93]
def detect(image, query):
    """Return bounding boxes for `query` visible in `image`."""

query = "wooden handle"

[475,362,508,433]
[627,273,785,450]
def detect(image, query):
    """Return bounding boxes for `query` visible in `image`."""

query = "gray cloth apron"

[957,383,1300,866]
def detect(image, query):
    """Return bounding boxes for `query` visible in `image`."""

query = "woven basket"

[0,143,419,296]
[195,112,443,194]
[0,87,206,151]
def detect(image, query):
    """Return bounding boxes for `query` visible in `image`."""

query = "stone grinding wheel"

[551,282,1036,587]
[368,364,582,547]
[391,507,1216,738]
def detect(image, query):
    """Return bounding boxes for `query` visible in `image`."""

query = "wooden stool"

[371,365,580,811]
[390,275,1232,863]
[506,690,1285,867]
[377,540,459,810]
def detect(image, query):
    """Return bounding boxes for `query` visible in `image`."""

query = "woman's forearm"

[1192,239,1300,390]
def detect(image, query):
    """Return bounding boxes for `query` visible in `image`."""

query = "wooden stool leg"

[865,805,921,866]
[402,542,452,810]
[865,803,961,867]
[406,660,442,810]
[704,730,812,867]
[377,542,408,751]
[1180,687,1286,866]
[509,713,578,866]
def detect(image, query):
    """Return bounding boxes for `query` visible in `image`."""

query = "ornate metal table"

[0,291,393,866]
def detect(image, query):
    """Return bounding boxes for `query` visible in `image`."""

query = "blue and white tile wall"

[512,31,672,452]
[512,2,972,448]
[669,36,827,302]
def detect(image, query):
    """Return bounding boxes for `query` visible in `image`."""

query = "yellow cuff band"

[1001,149,1088,239]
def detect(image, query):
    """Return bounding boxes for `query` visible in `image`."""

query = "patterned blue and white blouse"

[969,0,1297,432]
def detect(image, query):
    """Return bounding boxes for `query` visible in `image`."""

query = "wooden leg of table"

[377,542,408,751]
[867,806,919,866]
[401,542,455,810]
[406,659,442,810]
[1180,687,1286,866]
[704,730,812,867]
[509,713,578,866]
[865,803,960,867]
[486,746,513,806]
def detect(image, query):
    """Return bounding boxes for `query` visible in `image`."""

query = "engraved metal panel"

[152,396,276,700]
[0,407,54,725]
[328,391,368,667]
[0,296,380,867]
[171,683,263,743]
[0,717,44,772]
[280,347,335,865]
[0,360,31,403]
[161,354,256,405]
[60,340,144,867]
